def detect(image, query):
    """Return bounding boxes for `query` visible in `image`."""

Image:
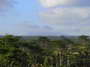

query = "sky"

[0,0,90,36]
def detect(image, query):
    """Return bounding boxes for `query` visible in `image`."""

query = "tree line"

[0,35,90,67]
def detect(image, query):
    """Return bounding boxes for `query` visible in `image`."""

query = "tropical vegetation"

[0,35,90,67]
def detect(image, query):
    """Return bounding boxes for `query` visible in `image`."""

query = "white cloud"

[39,7,90,35]
[40,7,90,24]
[39,0,76,7]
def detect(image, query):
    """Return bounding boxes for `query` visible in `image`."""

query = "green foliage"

[0,35,90,67]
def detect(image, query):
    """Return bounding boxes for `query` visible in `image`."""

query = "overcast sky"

[0,0,90,36]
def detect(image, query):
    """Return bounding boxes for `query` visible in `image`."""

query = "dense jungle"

[0,35,90,67]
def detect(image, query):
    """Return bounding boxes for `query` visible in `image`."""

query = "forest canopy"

[0,35,90,67]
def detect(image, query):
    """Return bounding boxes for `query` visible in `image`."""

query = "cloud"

[39,0,74,7]
[39,0,90,35]
[40,8,90,24]
[18,23,53,32]
[39,7,90,35]
[0,0,9,8]
[0,0,14,10]
[39,0,90,8]
[0,22,54,35]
